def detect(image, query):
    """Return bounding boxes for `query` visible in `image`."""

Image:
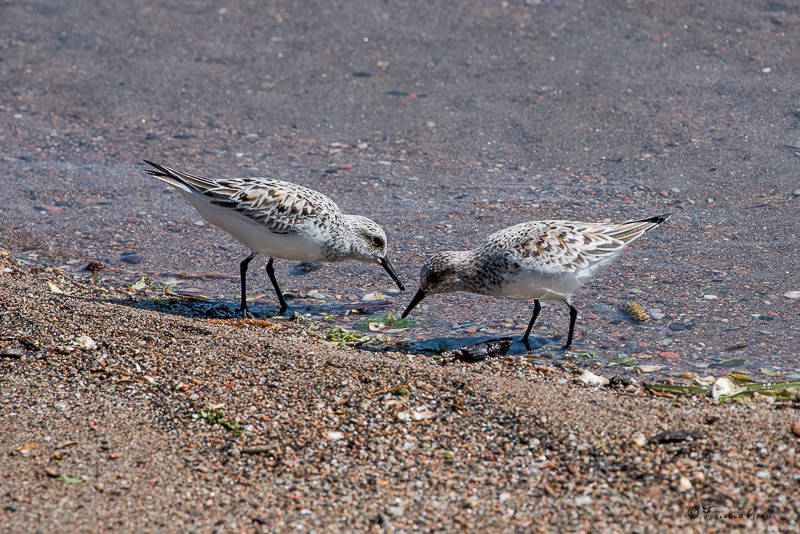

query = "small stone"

[756,469,770,479]
[658,351,679,359]
[678,476,692,491]
[76,335,97,351]
[578,370,609,386]
[791,421,800,438]
[499,492,511,504]
[630,432,647,447]
[44,466,59,477]
[361,291,388,302]
[306,289,326,300]
[574,495,592,506]
[712,377,738,401]
[636,365,663,373]
[47,281,64,294]
[649,309,665,320]
[326,431,344,442]
[387,506,403,517]
[703,294,718,300]
[784,291,800,300]
[396,407,435,422]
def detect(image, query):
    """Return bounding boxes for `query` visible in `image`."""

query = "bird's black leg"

[563,302,578,349]
[239,252,257,318]
[266,257,288,314]
[521,299,541,342]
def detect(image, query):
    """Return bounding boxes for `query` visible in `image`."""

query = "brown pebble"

[792,421,800,438]
[658,351,679,359]
[44,466,59,478]
[705,414,720,425]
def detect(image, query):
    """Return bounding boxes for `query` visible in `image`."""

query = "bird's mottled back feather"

[144,161,341,235]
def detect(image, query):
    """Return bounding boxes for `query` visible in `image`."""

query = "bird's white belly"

[183,192,327,261]
[490,271,582,301]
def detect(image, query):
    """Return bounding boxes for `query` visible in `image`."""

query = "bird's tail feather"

[143,160,216,193]
[607,213,671,243]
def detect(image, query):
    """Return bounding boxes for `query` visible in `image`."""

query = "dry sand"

[1,251,798,533]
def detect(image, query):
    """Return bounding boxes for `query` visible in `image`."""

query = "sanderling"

[402,214,670,348]
[144,161,405,316]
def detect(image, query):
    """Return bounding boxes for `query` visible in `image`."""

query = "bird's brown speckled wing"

[145,162,340,234]
[487,217,666,274]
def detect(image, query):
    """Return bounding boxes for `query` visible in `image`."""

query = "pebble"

[47,281,64,294]
[578,370,609,386]
[678,476,692,491]
[76,335,97,351]
[326,431,344,442]
[396,407,435,422]
[658,351,679,359]
[784,291,800,299]
[361,291,388,302]
[387,506,403,517]
[636,365,663,373]
[306,290,326,300]
[712,377,735,401]
[791,421,800,438]
[574,495,593,506]
[630,432,647,447]
[649,309,665,320]
[703,294,718,300]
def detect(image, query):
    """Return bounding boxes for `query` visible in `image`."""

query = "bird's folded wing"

[503,222,627,273]
[205,180,321,234]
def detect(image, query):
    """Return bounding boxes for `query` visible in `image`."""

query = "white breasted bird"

[144,161,404,316]
[402,215,670,348]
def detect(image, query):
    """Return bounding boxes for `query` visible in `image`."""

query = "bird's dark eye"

[371,236,384,247]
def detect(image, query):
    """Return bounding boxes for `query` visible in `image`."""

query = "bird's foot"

[240,308,256,319]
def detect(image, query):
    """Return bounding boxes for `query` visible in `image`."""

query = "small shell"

[624,301,650,322]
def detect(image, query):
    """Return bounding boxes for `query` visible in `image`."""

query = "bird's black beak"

[379,257,405,292]
[401,288,426,318]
